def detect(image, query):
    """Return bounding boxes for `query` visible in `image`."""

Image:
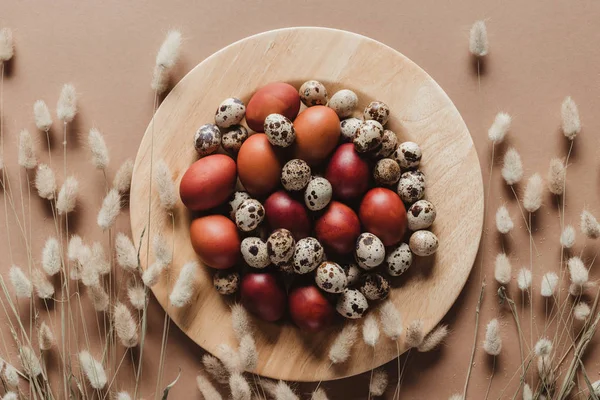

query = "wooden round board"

[130,27,484,382]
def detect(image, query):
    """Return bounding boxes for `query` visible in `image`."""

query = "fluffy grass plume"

[229,372,251,400]
[32,269,54,299]
[311,388,329,400]
[116,393,132,400]
[517,268,532,291]
[231,303,251,340]
[547,158,566,195]
[273,381,299,400]
[127,283,146,310]
[113,159,134,194]
[449,395,464,400]
[541,272,559,297]
[502,148,523,185]
[494,253,512,285]
[560,225,576,249]
[33,100,52,132]
[202,354,229,384]
[488,112,511,144]
[561,96,580,140]
[495,205,514,234]
[91,242,109,275]
[56,176,79,214]
[152,30,183,94]
[18,129,37,169]
[0,28,14,62]
[469,20,488,57]
[35,164,57,200]
[3,364,19,387]
[2,392,17,400]
[523,383,533,400]
[537,355,554,385]
[115,232,137,272]
[379,300,403,340]
[581,210,600,239]
[369,367,389,397]
[20,346,42,377]
[418,324,449,352]
[574,301,591,321]
[196,373,223,400]
[534,338,552,357]
[79,350,107,389]
[88,284,109,312]
[9,265,32,298]
[114,303,139,347]
[523,173,543,213]
[362,313,380,348]
[405,319,424,348]
[88,128,110,170]
[155,159,177,211]
[170,261,198,307]
[329,323,358,364]
[142,261,165,287]
[568,256,588,286]
[57,83,77,122]
[97,188,121,230]
[483,319,502,356]
[217,343,242,373]
[41,238,60,276]
[239,334,257,372]
[38,321,55,351]
[153,233,172,265]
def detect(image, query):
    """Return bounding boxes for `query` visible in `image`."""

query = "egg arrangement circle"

[179,80,439,331]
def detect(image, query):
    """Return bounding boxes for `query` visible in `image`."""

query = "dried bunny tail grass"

[537,355,554,385]
[523,173,543,213]
[170,261,198,307]
[369,367,389,397]
[127,282,146,310]
[239,334,257,372]
[196,373,223,400]
[541,272,559,297]
[0,28,14,62]
[495,205,514,234]
[231,303,251,340]
[78,350,107,389]
[418,324,449,352]
[580,210,600,239]
[153,233,172,265]
[56,83,77,122]
[9,265,32,298]
[3,363,18,387]
[68,234,83,261]
[488,112,511,144]
[79,245,101,288]
[469,20,488,57]
[547,158,566,195]
[311,388,329,400]
[362,313,380,348]
[561,96,580,140]
[116,232,138,272]
[494,253,512,285]
[517,268,532,291]
[574,301,591,321]
[18,129,37,169]
[329,323,358,364]
[152,30,183,94]
[35,164,57,200]
[523,383,533,400]
[229,372,251,400]
[116,393,132,400]
[155,159,177,211]
[379,300,403,340]
[141,261,165,287]
[38,321,55,351]
[33,100,52,132]
[217,343,242,373]
[113,159,134,194]
[483,318,502,356]
[97,188,121,230]
[91,242,109,275]
[502,148,523,186]
[568,283,585,297]
[32,269,54,299]
[114,302,139,347]
[560,225,576,249]
[2,392,17,400]
[19,346,42,377]
[449,395,464,400]
[88,284,109,312]
[534,338,552,357]
[88,128,110,170]
[274,380,299,400]
[40,239,61,277]
[405,319,424,348]
[202,354,229,384]
[568,256,588,286]
[56,176,79,214]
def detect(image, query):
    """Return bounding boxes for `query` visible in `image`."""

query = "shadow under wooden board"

[130,27,484,382]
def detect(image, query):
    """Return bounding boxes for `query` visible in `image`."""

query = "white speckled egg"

[363,101,390,125]
[221,125,248,156]
[375,129,399,158]
[281,159,311,191]
[304,177,332,211]
[341,263,362,286]
[215,98,246,129]
[407,200,437,231]
[340,118,363,142]
[355,233,385,270]
[299,80,328,106]
[386,243,413,276]
[267,228,296,266]
[394,141,422,169]
[409,230,439,256]
[264,113,295,148]
[315,261,347,293]
[228,191,251,220]
[359,273,390,301]
[353,120,383,153]
[374,158,401,186]
[194,124,221,157]
[235,199,265,232]
[336,289,369,319]
[213,270,240,295]
[328,89,358,118]
[397,170,426,204]
[292,237,324,274]
[241,237,270,268]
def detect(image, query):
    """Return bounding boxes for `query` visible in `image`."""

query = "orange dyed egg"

[237,134,282,197]
[179,154,237,211]
[245,82,301,132]
[293,106,340,166]
[190,215,240,269]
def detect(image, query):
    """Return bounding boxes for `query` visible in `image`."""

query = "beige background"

[1,1,600,399]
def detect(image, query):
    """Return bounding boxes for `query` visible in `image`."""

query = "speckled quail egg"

[359,273,390,301]
[386,243,413,276]
[315,261,347,293]
[394,141,422,169]
[221,125,248,156]
[264,113,295,148]
[353,120,384,153]
[407,200,437,231]
[340,118,363,142]
[281,159,311,191]
[292,237,324,274]
[241,237,270,268]
[299,80,328,106]
[228,191,251,220]
[336,289,369,319]
[304,177,332,211]
[328,89,358,118]
[267,228,296,266]
[194,124,221,157]
[364,101,390,125]
[397,170,425,204]
[235,199,265,232]
[355,233,386,270]
[213,270,240,295]
[409,230,439,256]
[374,158,401,186]
[215,98,246,129]
[375,129,399,158]
[341,263,362,286]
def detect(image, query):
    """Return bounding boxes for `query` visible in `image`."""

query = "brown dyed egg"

[264,191,311,239]
[245,82,301,132]
[237,134,282,197]
[190,215,240,269]
[359,188,408,246]
[179,154,237,211]
[325,143,370,201]
[241,272,287,322]
[289,284,334,332]
[315,201,361,255]
[294,106,341,166]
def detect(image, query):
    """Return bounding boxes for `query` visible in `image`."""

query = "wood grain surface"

[129,27,484,382]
